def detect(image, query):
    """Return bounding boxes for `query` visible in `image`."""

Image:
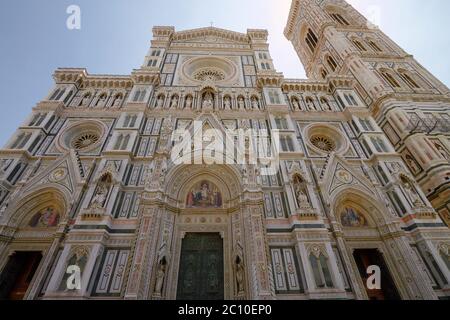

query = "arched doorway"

[160,164,249,300]
[333,191,402,300]
[0,189,67,300]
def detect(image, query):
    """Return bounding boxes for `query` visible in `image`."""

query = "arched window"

[320,68,328,80]
[49,88,61,101]
[327,56,338,72]
[381,70,401,88]
[368,40,382,52]
[352,39,367,51]
[55,88,66,101]
[280,136,295,152]
[309,252,334,288]
[320,97,332,111]
[398,71,420,89]
[114,134,124,150]
[330,13,349,26]
[344,93,358,106]
[63,90,74,105]
[291,97,301,111]
[129,115,136,127]
[305,97,316,110]
[133,89,147,102]
[305,29,318,54]
[121,134,130,150]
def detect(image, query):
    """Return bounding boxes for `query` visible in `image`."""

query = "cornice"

[53,68,133,89]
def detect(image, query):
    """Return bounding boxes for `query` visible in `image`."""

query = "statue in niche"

[401,176,422,206]
[238,97,245,110]
[306,99,315,111]
[184,96,193,109]
[170,96,179,109]
[90,174,112,209]
[292,99,300,111]
[235,256,245,294]
[0,203,7,217]
[223,96,232,110]
[81,94,91,106]
[293,175,311,208]
[96,94,107,107]
[202,92,214,110]
[112,94,123,107]
[156,95,164,109]
[435,143,450,161]
[154,257,167,296]
[251,98,259,110]
[90,184,109,209]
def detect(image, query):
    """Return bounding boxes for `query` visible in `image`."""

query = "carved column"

[124,194,164,299]
[379,223,438,300]
[25,232,64,299]
[242,198,274,300]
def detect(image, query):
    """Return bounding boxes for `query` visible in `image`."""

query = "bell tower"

[285,0,450,225]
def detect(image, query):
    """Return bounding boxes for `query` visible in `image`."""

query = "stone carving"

[202,92,214,110]
[90,184,109,209]
[293,175,311,209]
[158,118,174,153]
[185,96,193,109]
[156,95,164,109]
[435,143,450,161]
[401,176,423,207]
[292,98,300,110]
[234,255,245,294]
[171,96,179,109]
[81,93,91,106]
[0,203,7,222]
[90,174,112,209]
[154,257,167,296]
[112,94,123,107]
[238,97,245,110]
[251,97,259,110]
[223,96,232,110]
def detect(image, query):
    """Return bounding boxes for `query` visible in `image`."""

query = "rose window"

[310,135,336,152]
[193,68,226,82]
[72,132,100,150]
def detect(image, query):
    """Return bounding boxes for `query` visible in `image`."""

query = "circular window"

[182,57,237,84]
[72,132,100,150]
[57,120,106,152]
[304,124,348,155]
[310,135,336,152]
[193,68,226,82]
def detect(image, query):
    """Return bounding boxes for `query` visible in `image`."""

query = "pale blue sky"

[0,0,449,146]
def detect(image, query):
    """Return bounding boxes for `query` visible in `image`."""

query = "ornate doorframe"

[167,212,233,300]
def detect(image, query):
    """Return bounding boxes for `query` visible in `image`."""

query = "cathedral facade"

[0,0,449,300]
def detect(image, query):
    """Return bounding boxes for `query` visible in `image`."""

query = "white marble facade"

[0,0,449,300]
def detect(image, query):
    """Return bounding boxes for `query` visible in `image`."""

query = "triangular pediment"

[320,153,375,202]
[21,150,86,197]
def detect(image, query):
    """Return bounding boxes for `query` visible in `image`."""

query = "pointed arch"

[331,187,390,227]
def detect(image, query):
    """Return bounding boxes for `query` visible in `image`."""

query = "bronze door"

[176,233,224,300]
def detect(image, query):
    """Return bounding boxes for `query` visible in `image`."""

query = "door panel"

[353,249,401,300]
[0,252,42,300]
[177,233,224,300]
